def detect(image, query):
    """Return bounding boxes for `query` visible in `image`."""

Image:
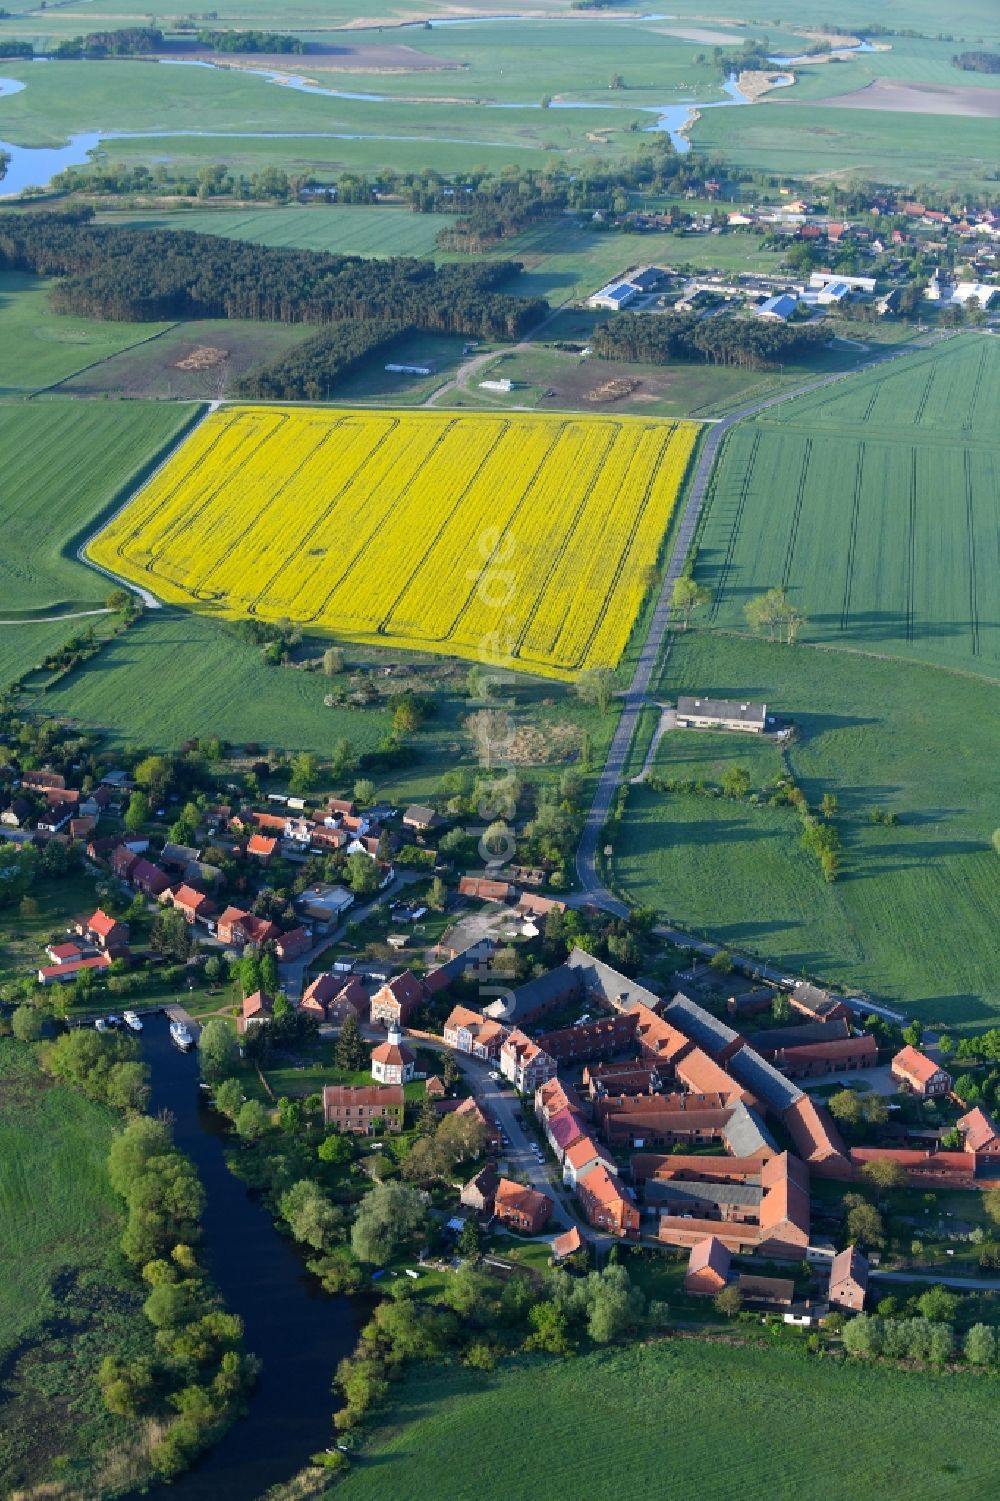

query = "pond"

[134,1014,358,1501]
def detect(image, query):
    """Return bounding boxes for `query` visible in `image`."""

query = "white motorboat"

[123,1010,142,1032]
[169,1020,194,1051]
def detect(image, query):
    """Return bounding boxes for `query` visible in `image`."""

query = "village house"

[577,1164,639,1238]
[500,1030,557,1094]
[75,908,129,955]
[828,1245,868,1312]
[424,1074,446,1098]
[442,1004,508,1061]
[957,1107,1000,1171]
[2,797,33,828]
[458,875,513,902]
[544,1106,587,1163]
[37,801,76,835]
[492,1178,553,1235]
[297,883,354,929]
[675,696,767,734]
[37,953,111,986]
[460,1164,500,1216]
[323,1084,405,1135]
[238,990,274,1033]
[163,883,216,925]
[247,833,278,864]
[216,906,280,950]
[370,970,425,1027]
[370,1023,416,1085]
[514,890,566,920]
[891,1046,952,1099]
[536,1013,637,1064]
[737,1274,794,1310]
[684,1236,732,1297]
[562,1134,617,1189]
[583,1060,663,1099]
[46,941,83,966]
[402,804,439,832]
[20,769,65,792]
[274,926,311,962]
[129,858,172,898]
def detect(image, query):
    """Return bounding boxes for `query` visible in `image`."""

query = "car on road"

[488,1070,501,1081]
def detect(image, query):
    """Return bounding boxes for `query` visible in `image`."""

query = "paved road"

[871,1269,1000,1292]
[409,1034,591,1236]
[573,336,949,1004]
[278,870,419,999]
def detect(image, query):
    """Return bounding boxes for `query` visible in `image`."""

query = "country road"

[573,334,951,981]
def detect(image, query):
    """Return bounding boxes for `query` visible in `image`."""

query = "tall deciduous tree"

[672,574,711,630]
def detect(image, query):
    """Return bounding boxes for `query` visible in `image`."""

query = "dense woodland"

[0,212,546,336]
[194,29,305,53]
[237,321,411,400]
[593,311,829,370]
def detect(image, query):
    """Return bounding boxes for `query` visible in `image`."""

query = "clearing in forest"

[89,406,698,679]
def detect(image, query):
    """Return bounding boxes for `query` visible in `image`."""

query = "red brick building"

[493,1178,553,1235]
[323,1084,404,1134]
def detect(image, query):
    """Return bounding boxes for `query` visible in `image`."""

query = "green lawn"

[0,270,171,394]
[695,336,1000,683]
[0,1037,149,1496]
[332,1339,1000,1501]
[616,630,1000,1029]
[0,397,202,615]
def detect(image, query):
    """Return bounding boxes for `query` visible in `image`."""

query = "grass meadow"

[616,630,1000,1028]
[0,270,171,395]
[0,1038,149,1497]
[331,1340,1000,1501]
[694,336,1000,683]
[0,398,201,616]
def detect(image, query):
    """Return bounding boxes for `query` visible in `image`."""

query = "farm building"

[684,1236,731,1297]
[828,1245,868,1312]
[756,293,798,321]
[675,696,767,733]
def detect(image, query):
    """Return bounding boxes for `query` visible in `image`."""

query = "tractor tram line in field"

[87,407,697,680]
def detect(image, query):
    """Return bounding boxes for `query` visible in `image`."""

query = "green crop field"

[332,1340,1000,1501]
[616,630,1000,1028]
[0,398,201,615]
[0,271,172,394]
[693,336,1000,683]
[100,204,451,258]
[0,1038,148,1497]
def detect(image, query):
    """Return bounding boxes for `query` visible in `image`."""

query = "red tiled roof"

[552,1226,583,1260]
[892,1046,946,1087]
[687,1235,731,1280]
[248,833,278,857]
[958,1107,1000,1152]
[86,908,120,938]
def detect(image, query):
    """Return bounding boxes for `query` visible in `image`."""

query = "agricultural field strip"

[696,337,1000,677]
[88,408,699,679]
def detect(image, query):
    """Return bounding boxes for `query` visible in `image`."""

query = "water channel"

[135,1014,358,1501]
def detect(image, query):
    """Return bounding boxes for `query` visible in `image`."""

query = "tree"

[828,1089,863,1128]
[133,754,172,806]
[336,1012,366,1072]
[523,1300,574,1355]
[992,828,1000,857]
[289,752,318,796]
[937,1033,954,1059]
[721,765,750,799]
[457,1218,481,1259]
[239,951,262,998]
[150,908,195,963]
[353,778,375,806]
[199,1018,239,1085]
[214,1078,243,1120]
[714,1285,743,1319]
[427,876,447,912]
[575,668,614,715]
[983,1187,1000,1228]
[318,1131,352,1166]
[280,1179,345,1253]
[235,1099,270,1142]
[259,949,280,995]
[964,1322,997,1365]
[820,792,839,819]
[465,708,512,770]
[11,1005,44,1042]
[917,1284,958,1323]
[346,851,380,898]
[860,1157,907,1193]
[108,1115,173,1197]
[351,1182,427,1265]
[846,1199,884,1247]
[771,992,791,1023]
[842,1312,882,1358]
[709,948,733,975]
[331,738,357,778]
[672,574,711,630]
[322,646,345,676]
[124,790,150,833]
[106,588,131,612]
[902,1020,924,1048]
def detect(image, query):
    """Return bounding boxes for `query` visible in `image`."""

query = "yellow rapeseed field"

[90,407,698,679]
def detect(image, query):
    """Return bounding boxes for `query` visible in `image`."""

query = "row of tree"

[0,211,547,338]
[236,320,411,401]
[592,312,829,372]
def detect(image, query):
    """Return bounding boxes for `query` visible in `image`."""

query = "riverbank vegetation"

[0,1027,257,1496]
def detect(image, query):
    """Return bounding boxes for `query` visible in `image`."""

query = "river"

[0,47,795,193]
[136,1014,358,1501]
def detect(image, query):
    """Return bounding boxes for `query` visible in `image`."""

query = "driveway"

[803,1065,898,1097]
